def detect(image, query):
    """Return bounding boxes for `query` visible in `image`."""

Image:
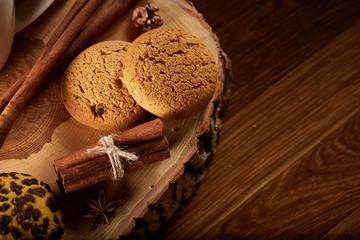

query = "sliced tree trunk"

[0,0,231,239]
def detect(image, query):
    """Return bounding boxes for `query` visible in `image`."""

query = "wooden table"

[157,0,360,239]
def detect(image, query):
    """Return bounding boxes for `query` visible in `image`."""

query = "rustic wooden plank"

[321,206,360,239]
[156,1,360,238]
[200,109,360,239]
[194,0,360,114]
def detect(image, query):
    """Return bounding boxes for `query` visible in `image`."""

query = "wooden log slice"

[0,0,231,239]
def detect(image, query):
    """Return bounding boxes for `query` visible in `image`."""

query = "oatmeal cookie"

[122,28,217,119]
[61,40,148,130]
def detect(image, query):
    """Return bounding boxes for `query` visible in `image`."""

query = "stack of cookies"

[61,28,217,131]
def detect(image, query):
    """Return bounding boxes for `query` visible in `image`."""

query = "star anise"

[82,189,123,230]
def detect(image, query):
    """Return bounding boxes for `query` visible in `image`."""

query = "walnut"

[132,4,163,32]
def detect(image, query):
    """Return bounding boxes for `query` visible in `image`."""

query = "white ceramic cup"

[0,0,54,71]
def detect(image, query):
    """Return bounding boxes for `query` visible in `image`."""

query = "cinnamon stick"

[0,78,23,114]
[125,146,170,172]
[53,119,170,194]
[0,0,90,114]
[61,167,111,194]
[56,0,139,69]
[59,137,169,184]
[53,118,165,174]
[60,148,170,194]
[0,0,102,148]
[44,1,93,59]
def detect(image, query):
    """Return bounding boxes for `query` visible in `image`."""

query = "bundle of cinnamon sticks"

[54,119,170,194]
[0,0,139,148]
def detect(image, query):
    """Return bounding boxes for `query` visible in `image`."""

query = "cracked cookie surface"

[122,28,217,119]
[61,41,148,131]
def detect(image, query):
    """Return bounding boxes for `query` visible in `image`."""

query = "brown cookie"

[61,41,148,131]
[0,172,64,240]
[122,28,217,119]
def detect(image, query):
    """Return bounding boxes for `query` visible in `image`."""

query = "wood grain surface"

[2,0,360,239]
[156,0,360,239]
[0,0,228,239]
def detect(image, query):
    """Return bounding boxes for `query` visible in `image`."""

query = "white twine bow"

[87,134,138,180]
